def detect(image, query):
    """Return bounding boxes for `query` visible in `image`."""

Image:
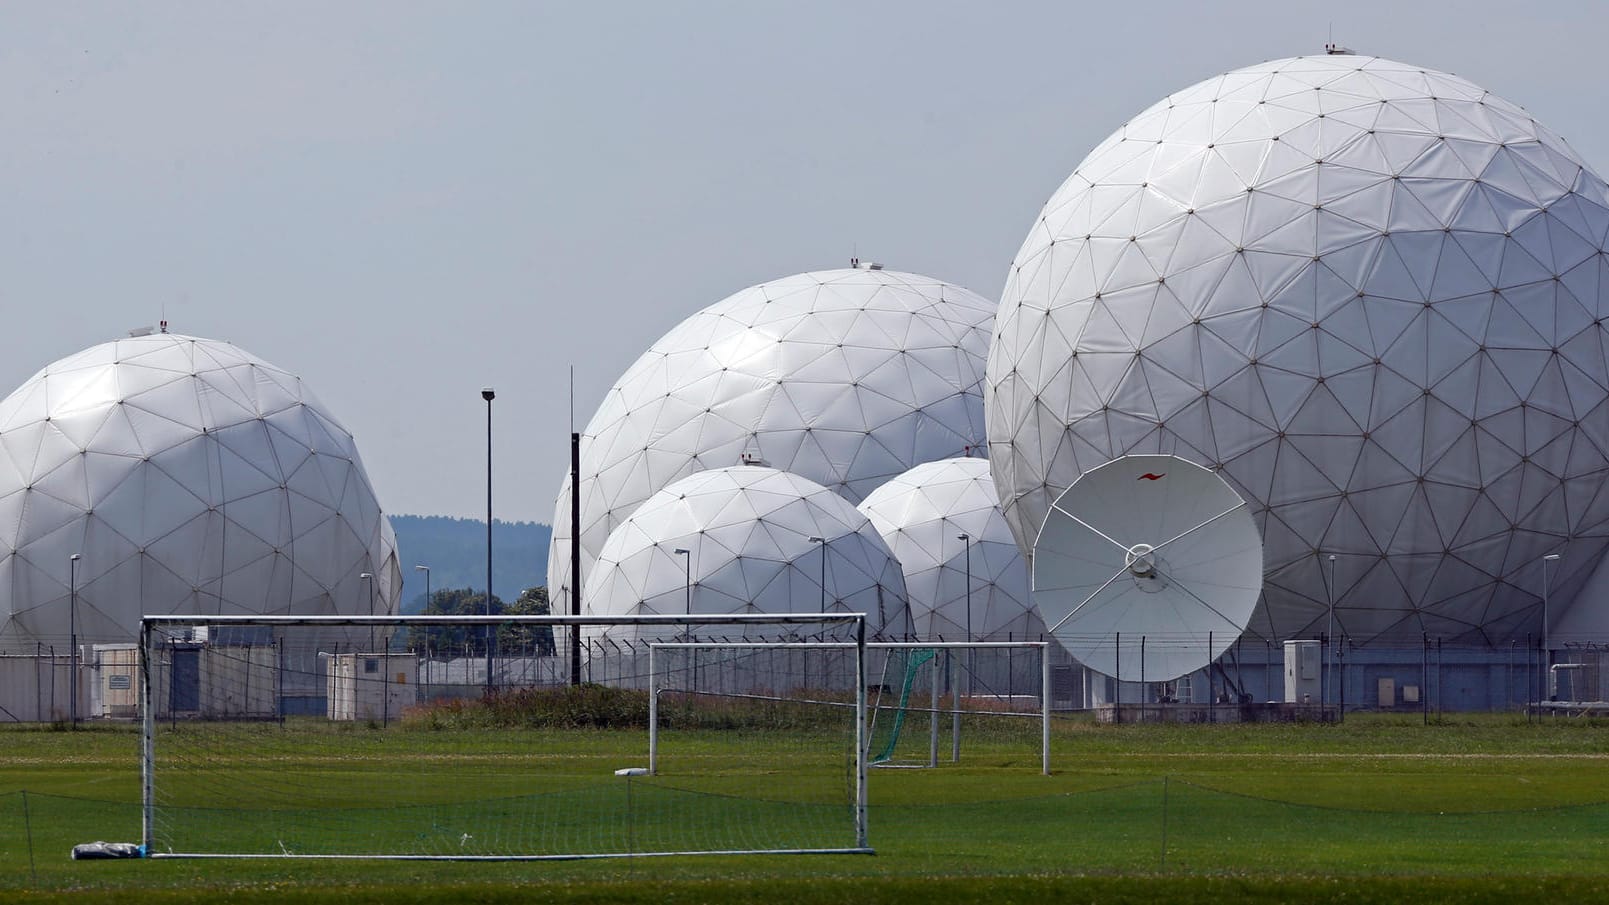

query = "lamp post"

[414,564,431,655]
[1325,553,1336,712]
[69,553,80,726]
[414,564,431,611]
[360,572,375,651]
[1543,553,1561,696]
[482,387,495,695]
[808,537,826,613]
[957,533,973,697]
[956,534,972,642]
[673,548,691,615]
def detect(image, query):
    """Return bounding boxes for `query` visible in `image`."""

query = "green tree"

[499,586,557,656]
[405,587,503,655]
[404,586,555,656]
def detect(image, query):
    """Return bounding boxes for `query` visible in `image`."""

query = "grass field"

[4,712,1609,903]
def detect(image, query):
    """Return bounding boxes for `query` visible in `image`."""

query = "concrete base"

[1095,701,1339,724]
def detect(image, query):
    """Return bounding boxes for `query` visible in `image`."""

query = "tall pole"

[809,536,826,613]
[69,553,80,726]
[569,432,582,686]
[674,548,691,616]
[1543,553,1561,699]
[958,533,973,696]
[482,388,495,695]
[1325,553,1335,712]
[414,564,431,662]
[414,564,431,612]
[360,572,375,650]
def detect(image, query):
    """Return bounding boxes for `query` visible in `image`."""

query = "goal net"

[138,613,868,860]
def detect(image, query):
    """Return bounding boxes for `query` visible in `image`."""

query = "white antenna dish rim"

[1032,454,1263,683]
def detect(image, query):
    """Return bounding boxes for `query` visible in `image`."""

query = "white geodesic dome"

[0,333,400,650]
[550,265,995,614]
[857,456,1041,641]
[584,466,909,640]
[986,53,1609,645]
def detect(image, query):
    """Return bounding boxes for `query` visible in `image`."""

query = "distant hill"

[390,515,551,613]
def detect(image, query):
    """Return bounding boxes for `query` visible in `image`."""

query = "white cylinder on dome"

[0,333,400,650]
[986,53,1609,645]
[857,456,1041,641]
[550,265,994,615]
[584,466,909,641]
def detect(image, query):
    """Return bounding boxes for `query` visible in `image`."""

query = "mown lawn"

[3,713,1609,903]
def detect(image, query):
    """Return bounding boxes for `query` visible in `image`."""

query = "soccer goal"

[138,613,868,860]
[648,640,1050,776]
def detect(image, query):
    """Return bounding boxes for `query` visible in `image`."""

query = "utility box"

[327,653,418,722]
[1377,677,1395,708]
[95,645,139,719]
[1283,640,1322,703]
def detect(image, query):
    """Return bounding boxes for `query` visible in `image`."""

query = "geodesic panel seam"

[0,333,400,651]
[550,266,994,617]
[857,456,1041,641]
[584,466,909,641]
[986,53,1609,646]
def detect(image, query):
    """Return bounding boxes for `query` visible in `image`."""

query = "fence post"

[1421,634,1429,726]
[1338,637,1346,723]
[1114,633,1121,723]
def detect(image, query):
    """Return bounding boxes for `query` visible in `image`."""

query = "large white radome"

[986,54,1609,644]
[0,333,400,650]
[857,457,1041,641]
[551,266,994,613]
[584,466,909,640]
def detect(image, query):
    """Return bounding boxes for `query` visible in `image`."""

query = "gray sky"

[5,1,1607,522]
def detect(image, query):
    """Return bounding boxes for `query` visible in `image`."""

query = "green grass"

[4,713,1609,903]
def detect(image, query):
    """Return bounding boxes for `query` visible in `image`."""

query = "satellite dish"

[1032,455,1262,683]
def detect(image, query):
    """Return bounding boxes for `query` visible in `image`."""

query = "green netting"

[870,648,935,764]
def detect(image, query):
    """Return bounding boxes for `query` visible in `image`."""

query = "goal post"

[138,612,869,860]
[649,640,1051,777]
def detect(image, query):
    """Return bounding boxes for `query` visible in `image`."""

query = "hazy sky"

[5,1,1607,522]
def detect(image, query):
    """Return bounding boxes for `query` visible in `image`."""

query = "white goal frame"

[649,640,1050,776]
[139,612,869,860]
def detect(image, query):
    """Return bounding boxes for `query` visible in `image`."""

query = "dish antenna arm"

[1045,563,1132,634]
[1150,501,1249,556]
[1150,560,1244,630]
[1052,506,1130,553]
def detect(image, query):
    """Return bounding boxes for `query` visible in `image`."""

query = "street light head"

[1328,554,1336,561]
[673,548,690,555]
[481,387,496,401]
[808,536,825,543]
[360,572,372,579]
[957,533,968,542]
[1544,554,1562,561]
[414,564,430,572]
[70,553,81,562]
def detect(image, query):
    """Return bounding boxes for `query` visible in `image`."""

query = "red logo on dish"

[1138,473,1166,481]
